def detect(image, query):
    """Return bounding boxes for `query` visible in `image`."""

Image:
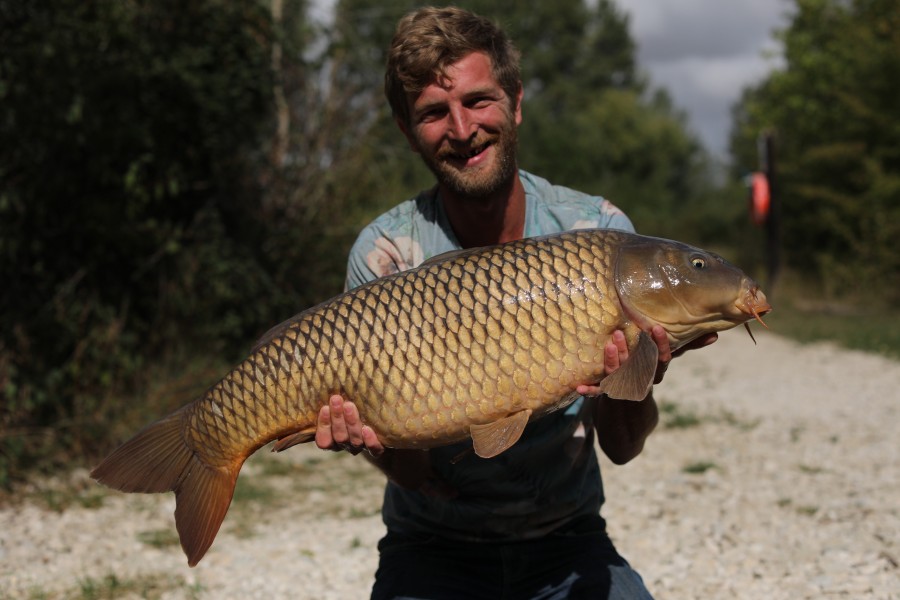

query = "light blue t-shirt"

[345,170,634,541]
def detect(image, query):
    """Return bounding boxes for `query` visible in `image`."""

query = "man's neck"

[440,174,526,248]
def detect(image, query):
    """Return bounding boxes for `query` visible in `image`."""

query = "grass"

[763,300,900,360]
[73,573,200,600]
[658,401,702,429]
[137,528,180,549]
[14,475,108,513]
[682,461,719,475]
[797,464,825,475]
[657,400,759,432]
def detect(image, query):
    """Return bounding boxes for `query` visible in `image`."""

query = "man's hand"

[315,395,454,496]
[582,325,718,464]
[575,325,718,397]
[315,395,385,457]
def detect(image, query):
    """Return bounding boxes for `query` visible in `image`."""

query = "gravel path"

[1,330,898,599]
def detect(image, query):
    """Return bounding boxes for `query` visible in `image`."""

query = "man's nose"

[447,107,476,141]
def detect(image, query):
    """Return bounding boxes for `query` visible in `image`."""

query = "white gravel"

[1,330,898,599]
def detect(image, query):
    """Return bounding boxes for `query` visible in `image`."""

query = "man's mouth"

[442,141,491,165]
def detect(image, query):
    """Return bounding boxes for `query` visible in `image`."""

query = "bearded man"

[315,7,715,599]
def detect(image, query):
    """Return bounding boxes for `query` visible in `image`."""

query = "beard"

[419,120,519,201]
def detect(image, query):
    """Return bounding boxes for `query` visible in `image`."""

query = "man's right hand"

[316,394,457,497]
[315,395,385,457]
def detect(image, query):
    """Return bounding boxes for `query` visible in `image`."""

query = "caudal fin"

[90,408,241,567]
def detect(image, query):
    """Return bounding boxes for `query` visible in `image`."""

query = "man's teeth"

[452,145,486,159]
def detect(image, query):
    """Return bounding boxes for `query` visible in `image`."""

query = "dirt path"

[1,331,898,599]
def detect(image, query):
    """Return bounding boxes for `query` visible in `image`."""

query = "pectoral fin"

[595,331,658,401]
[272,428,316,452]
[470,409,532,458]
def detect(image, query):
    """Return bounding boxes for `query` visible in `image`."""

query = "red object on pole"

[749,171,770,226]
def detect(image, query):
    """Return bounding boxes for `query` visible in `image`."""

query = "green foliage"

[730,0,900,304]
[0,0,721,484]
[0,0,280,482]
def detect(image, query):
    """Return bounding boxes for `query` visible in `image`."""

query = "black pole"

[760,131,781,296]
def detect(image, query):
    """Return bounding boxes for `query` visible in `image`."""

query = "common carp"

[91,229,771,566]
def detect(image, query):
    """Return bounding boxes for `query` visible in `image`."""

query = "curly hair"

[385,6,522,126]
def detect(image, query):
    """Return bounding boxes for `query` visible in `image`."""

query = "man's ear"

[396,117,420,154]
[513,83,524,126]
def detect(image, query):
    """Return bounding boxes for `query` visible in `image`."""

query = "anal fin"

[470,409,532,458]
[272,428,316,452]
[595,331,658,401]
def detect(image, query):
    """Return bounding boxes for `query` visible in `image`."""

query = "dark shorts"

[371,516,654,600]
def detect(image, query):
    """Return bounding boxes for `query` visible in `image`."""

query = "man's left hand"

[576,325,718,397]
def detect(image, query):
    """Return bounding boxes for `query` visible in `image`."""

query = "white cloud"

[623,0,791,158]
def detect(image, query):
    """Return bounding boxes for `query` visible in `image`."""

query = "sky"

[310,0,792,161]
[623,0,792,160]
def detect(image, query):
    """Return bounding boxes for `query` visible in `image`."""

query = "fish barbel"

[91,229,771,566]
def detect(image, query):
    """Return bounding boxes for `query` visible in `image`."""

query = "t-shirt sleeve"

[599,203,635,233]
[344,223,427,291]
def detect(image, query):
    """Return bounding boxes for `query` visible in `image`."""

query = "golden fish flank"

[91,229,771,567]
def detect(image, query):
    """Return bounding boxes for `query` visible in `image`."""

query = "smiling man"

[314,7,715,599]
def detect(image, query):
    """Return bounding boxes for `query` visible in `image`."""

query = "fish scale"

[91,228,771,566]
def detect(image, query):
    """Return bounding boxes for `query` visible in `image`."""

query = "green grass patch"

[682,461,719,475]
[797,464,825,475]
[232,475,277,506]
[74,572,200,600]
[764,304,900,360]
[658,401,703,429]
[137,528,181,549]
[24,480,107,513]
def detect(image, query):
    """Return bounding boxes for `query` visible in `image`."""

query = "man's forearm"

[594,391,659,465]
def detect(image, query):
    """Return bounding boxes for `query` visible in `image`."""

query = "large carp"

[92,229,770,566]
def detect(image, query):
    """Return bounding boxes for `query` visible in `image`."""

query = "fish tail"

[90,407,241,567]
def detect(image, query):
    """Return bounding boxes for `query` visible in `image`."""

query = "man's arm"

[580,326,718,465]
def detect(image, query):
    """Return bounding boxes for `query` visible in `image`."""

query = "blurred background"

[2,0,899,486]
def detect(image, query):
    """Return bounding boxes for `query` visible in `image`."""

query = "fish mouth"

[736,284,772,333]
[734,284,771,344]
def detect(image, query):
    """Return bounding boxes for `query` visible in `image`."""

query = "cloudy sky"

[623,0,792,160]
[311,0,792,160]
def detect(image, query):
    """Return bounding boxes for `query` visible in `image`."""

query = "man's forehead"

[409,52,500,101]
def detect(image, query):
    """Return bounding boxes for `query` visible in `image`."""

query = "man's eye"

[420,109,445,122]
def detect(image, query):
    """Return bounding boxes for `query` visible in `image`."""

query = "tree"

[0,0,277,479]
[731,0,900,302]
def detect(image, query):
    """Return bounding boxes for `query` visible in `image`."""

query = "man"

[316,7,716,599]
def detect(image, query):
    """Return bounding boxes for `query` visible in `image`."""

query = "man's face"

[399,52,523,200]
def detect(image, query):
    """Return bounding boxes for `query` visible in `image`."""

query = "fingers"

[316,394,382,456]
[651,325,672,363]
[603,330,628,376]
[361,425,385,457]
[577,331,630,397]
[315,403,335,450]
[651,325,672,384]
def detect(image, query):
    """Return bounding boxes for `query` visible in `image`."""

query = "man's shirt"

[345,170,634,540]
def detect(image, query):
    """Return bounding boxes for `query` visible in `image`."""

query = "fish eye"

[691,256,706,269]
